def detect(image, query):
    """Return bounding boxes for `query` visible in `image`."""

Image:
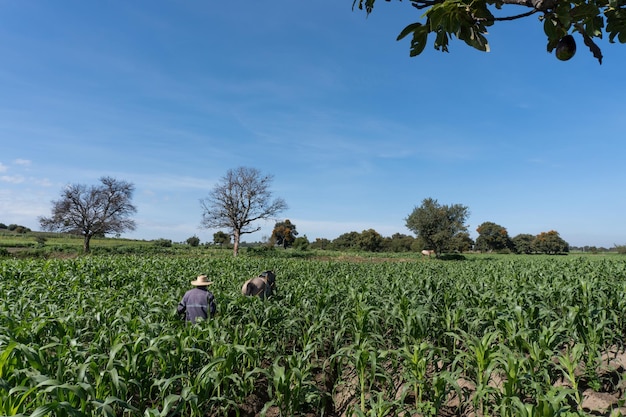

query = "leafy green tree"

[213,231,231,246]
[356,229,384,252]
[533,230,569,254]
[310,237,332,250]
[382,233,416,252]
[354,0,621,64]
[186,235,200,247]
[405,198,469,256]
[293,235,310,250]
[39,176,137,253]
[614,244,626,255]
[410,236,428,252]
[200,167,287,256]
[332,231,361,250]
[449,231,475,253]
[270,219,298,249]
[5,223,31,233]
[512,233,536,254]
[153,238,172,247]
[475,222,512,252]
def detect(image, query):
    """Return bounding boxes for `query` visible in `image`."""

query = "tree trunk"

[83,234,91,253]
[233,230,240,257]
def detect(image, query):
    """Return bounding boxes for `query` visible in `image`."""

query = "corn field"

[2,254,626,416]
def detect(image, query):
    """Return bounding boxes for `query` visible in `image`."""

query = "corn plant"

[556,343,585,412]
[264,349,321,416]
[350,391,401,417]
[450,330,501,416]
[396,340,453,416]
[331,339,390,415]
[494,345,530,417]
[511,386,579,417]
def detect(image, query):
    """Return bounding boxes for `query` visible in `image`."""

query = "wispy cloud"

[0,189,51,228]
[130,173,218,191]
[34,177,53,187]
[0,175,25,184]
[14,159,31,166]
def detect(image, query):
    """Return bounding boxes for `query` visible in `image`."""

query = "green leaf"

[434,31,450,52]
[543,15,560,40]
[570,4,598,20]
[30,404,57,417]
[397,23,429,56]
[546,37,560,52]
[106,341,125,370]
[556,3,572,27]
[582,32,604,63]
[397,22,423,41]
[0,341,17,379]
[606,8,626,42]
[586,15,605,37]
[352,0,380,14]
[471,32,490,52]
[161,394,182,416]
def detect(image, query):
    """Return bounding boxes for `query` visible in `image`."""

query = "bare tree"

[39,176,137,253]
[200,167,287,256]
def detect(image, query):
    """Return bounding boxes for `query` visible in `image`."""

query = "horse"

[421,249,435,257]
[241,270,276,299]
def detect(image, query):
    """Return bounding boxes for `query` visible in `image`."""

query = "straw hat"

[190,275,213,286]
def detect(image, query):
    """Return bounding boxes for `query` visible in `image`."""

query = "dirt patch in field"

[226,348,626,417]
[4,247,28,254]
[581,349,626,415]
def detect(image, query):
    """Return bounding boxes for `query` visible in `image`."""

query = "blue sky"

[1,1,624,247]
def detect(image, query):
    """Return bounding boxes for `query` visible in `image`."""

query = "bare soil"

[224,349,626,417]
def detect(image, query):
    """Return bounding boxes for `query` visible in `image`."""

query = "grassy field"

[0,230,152,249]
[0,231,199,259]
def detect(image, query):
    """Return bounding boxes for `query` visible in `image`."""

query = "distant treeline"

[0,223,32,234]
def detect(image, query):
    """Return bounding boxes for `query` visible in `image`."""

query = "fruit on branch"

[555,35,576,61]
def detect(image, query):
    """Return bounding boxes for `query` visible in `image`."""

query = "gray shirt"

[177,287,216,324]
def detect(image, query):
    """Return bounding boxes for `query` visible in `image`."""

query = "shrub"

[153,238,172,247]
[292,236,310,251]
[186,236,201,247]
[245,245,276,256]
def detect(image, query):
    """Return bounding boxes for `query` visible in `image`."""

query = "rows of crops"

[2,254,626,416]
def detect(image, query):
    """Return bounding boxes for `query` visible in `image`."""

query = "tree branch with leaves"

[354,0,625,63]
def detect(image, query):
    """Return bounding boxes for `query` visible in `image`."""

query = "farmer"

[241,270,276,299]
[177,275,217,324]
